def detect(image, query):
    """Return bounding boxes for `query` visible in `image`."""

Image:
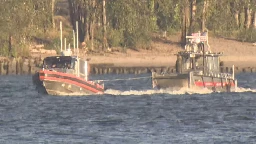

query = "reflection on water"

[0,73,256,143]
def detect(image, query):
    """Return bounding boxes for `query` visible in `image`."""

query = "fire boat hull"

[33,70,104,95]
[152,72,237,92]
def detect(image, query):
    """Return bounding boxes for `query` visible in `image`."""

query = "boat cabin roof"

[177,51,223,58]
[43,55,90,62]
[43,56,74,62]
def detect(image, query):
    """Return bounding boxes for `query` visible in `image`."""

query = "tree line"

[0,0,55,57]
[0,0,256,57]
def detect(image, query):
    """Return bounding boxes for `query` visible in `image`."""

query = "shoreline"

[88,55,256,68]
[0,55,255,75]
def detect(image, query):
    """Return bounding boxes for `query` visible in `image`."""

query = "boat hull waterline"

[33,70,104,95]
[152,72,237,92]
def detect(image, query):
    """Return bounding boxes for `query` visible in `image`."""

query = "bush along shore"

[0,57,256,75]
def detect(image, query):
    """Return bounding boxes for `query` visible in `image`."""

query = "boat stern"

[151,72,189,89]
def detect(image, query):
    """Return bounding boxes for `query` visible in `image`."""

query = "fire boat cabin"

[152,31,237,92]
[33,55,104,95]
[176,48,222,75]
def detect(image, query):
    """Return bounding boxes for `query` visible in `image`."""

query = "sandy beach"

[87,36,256,68]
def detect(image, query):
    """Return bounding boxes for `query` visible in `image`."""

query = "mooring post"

[28,58,32,75]
[20,58,24,75]
[6,61,9,75]
[0,61,2,75]
[16,58,19,75]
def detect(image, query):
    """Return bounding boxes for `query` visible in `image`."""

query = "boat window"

[43,56,72,69]
[196,57,203,69]
[205,56,219,72]
[71,58,77,69]
[182,57,191,71]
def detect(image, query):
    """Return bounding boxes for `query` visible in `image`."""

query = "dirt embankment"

[86,35,256,68]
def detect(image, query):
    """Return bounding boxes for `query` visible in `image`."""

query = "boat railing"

[186,31,210,51]
[192,70,234,79]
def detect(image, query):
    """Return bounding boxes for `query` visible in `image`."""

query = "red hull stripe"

[195,82,235,87]
[40,76,103,94]
[39,70,103,89]
[40,73,104,90]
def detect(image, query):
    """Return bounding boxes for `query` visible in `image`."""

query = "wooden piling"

[0,61,2,75]
[114,68,119,74]
[1,57,256,75]
[6,61,9,75]
[251,68,256,73]
[19,59,25,75]
[98,68,102,74]
[28,58,32,75]
[16,58,19,75]
[242,68,248,73]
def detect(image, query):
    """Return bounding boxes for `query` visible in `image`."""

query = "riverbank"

[1,35,256,75]
[87,36,256,68]
[87,53,256,68]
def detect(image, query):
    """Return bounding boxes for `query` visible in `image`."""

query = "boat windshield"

[43,56,72,69]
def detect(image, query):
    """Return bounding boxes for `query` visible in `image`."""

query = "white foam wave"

[51,87,256,96]
[105,87,213,95]
[235,87,256,93]
[105,87,256,96]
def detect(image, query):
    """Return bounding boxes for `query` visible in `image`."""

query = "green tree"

[155,0,181,33]
[0,0,55,57]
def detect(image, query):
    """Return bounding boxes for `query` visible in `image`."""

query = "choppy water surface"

[0,73,256,143]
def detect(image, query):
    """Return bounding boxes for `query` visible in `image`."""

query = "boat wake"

[46,87,256,96]
[105,87,213,95]
[105,87,256,96]
[235,87,256,93]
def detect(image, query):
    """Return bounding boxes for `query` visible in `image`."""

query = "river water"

[0,73,256,144]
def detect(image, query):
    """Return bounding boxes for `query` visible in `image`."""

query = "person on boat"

[44,64,48,69]
[67,64,71,69]
[52,64,56,68]
[63,62,73,74]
